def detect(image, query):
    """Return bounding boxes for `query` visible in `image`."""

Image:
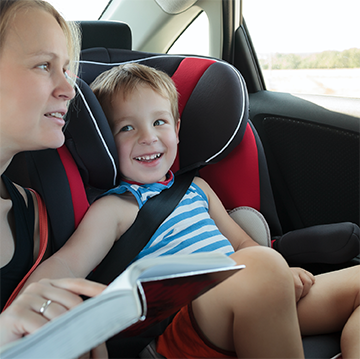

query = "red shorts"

[156,305,236,358]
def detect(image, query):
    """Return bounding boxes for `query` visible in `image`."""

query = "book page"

[121,264,244,336]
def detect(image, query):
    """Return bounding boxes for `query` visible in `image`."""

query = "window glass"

[47,0,110,20]
[244,0,360,98]
[168,12,209,56]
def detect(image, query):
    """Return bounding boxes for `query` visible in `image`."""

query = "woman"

[0,0,106,353]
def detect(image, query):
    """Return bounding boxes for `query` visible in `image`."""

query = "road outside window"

[244,0,360,98]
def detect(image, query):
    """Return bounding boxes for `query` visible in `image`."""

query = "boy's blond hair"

[90,63,180,127]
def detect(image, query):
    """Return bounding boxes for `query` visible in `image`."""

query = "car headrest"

[78,21,132,50]
[65,78,119,189]
[66,48,248,189]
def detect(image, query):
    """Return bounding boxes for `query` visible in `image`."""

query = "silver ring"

[39,299,52,315]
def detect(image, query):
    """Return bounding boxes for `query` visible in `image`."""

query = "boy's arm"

[194,177,259,251]
[23,195,137,289]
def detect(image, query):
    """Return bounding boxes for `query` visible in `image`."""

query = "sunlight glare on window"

[168,12,209,56]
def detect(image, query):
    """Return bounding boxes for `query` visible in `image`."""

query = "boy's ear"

[176,118,181,144]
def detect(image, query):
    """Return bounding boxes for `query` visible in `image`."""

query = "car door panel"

[249,91,360,233]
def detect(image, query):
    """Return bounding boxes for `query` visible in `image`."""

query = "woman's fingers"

[48,278,106,298]
[0,278,106,345]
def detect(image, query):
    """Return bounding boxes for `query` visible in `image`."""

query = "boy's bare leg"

[297,266,360,359]
[192,246,304,358]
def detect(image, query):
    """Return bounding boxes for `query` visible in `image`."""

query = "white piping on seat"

[79,54,185,66]
[78,55,247,165]
[205,61,246,163]
[74,81,118,186]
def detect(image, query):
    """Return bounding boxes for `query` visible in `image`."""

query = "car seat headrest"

[172,58,248,171]
[79,21,132,50]
[65,78,119,189]
[66,48,248,188]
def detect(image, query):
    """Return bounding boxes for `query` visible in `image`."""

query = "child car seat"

[77,47,282,235]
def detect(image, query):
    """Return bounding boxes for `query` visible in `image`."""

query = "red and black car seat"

[76,47,282,236]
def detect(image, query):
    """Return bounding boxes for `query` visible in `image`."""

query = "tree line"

[260,48,360,70]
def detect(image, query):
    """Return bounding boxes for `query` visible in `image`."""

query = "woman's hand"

[0,278,106,347]
[290,267,315,302]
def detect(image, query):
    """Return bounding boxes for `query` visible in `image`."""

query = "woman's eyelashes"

[37,63,50,71]
[36,61,69,78]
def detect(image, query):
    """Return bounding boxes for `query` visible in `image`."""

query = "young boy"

[25,63,359,358]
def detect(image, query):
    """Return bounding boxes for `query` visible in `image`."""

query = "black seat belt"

[89,168,197,285]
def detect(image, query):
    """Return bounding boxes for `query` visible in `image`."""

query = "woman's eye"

[37,63,50,71]
[154,119,165,126]
[120,125,134,132]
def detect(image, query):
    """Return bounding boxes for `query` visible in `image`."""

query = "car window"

[244,0,360,98]
[168,12,209,56]
[47,0,110,20]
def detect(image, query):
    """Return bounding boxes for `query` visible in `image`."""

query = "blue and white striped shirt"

[103,173,235,262]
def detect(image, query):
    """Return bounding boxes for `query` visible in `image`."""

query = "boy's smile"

[134,153,162,162]
[108,84,180,184]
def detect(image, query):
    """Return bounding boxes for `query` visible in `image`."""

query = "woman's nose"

[53,71,76,101]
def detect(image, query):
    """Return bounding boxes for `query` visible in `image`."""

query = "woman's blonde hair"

[90,63,180,127]
[0,0,81,81]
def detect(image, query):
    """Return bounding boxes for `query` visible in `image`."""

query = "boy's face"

[107,84,180,184]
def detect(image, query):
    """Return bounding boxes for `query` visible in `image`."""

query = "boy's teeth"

[135,153,161,161]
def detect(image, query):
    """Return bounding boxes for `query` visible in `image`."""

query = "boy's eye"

[154,119,165,126]
[120,125,134,132]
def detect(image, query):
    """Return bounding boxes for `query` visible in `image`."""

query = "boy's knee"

[232,247,293,286]
[232,246,290,275]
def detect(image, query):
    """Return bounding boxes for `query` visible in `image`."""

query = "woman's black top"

[0,175,34,311]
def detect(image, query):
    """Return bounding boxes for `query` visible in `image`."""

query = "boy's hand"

[290,268,315,302]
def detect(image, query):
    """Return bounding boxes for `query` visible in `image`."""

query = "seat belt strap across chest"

[88,169,197,285]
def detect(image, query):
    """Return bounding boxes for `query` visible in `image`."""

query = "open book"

[0,253,244,359]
